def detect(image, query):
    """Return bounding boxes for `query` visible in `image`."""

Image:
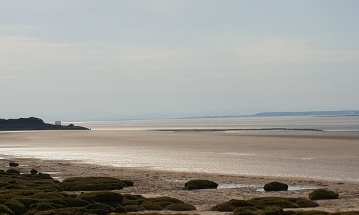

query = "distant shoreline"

[0,117,89,131]
[152,128,324,132]
[176,110,359,120]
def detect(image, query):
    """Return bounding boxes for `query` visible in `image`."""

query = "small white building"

[55,121,62,126]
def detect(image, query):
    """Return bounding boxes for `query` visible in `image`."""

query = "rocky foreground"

[1,160,359,215]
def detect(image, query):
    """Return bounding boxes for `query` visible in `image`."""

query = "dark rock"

[261,207,285,215]
[234,206,285,215]
[145,196,184,208]
[140,196,187,211]
[6,169,20,175]
[233,206,260,215]
[36,173,52,179]
[141,201,163,210]
[122,194,145,206]
[294,198,319,207]
[85,203,114,215]
[9,162,19,167]
[4,199,26,215]
[249,197,302,209]
[120,179,134,187]
[30,169,38,175]
[124,204,145,212]
[309,189,339,200]
[61,177,129,191]
[263,182,289,192]
[211,199,253,212]
[212,197,318,212]
[79,191,122,206]
[0,204,14,215]
[30,202,60,211]
[292,211,330,215]
[184,179,218,190]
[114,205,126,213]
[28,207,86,215]
[165,203,196,211]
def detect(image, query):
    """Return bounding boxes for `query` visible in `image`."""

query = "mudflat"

[0,130,359,181]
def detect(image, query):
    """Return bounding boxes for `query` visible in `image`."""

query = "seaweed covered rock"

[291,211,330,215]
[122,194,145,206]
[85,202,114,215]
[139,196,185,211]
[165,203,196,211]
[309,189,339,200]
[29,202,61,211]
[79,191,122,207]
[184,179,218,190]
[124,204,145,212]
[333,212,359,215]
[263,182,288,192]
[0,171,197,214]
[141,200,164,210]
[113,205,126,213]
[211,199,253,212]
[122,194,194,212]
[234,206,284,215]
[61,177,132,191]
[0,171,60,192]
[248,197,318,209]
[211,197,318,212]
[6,169,20,175]
[4,199,27,214]
[233,206,259,215]
[30,207,87,215]
[0,204,14,215]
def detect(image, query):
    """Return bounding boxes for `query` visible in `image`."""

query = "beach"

[1,155,359,213]
[1,129,359,181]
[1,127,359,213]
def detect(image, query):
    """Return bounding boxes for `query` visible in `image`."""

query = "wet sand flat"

[0,130,359,181]
[1,130,359,213]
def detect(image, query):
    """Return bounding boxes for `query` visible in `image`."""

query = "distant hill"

[0,117,89,131]
[253,111,359,117]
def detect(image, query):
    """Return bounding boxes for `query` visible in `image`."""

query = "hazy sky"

[1,0,358,121]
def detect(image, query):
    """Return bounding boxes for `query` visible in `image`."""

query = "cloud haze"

[0,0,358,121]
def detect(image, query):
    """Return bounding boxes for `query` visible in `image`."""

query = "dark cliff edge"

[0,117,89,131]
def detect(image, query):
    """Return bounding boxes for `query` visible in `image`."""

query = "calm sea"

[76,115,359,132]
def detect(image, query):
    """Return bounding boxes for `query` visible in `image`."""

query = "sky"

[0,0,358,121]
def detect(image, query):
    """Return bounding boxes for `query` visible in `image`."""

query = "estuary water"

[1,116,359,181]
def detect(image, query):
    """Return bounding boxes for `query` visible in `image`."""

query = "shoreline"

[1,155,359,212]
[1,129,359,182]
[2,153,359,184]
